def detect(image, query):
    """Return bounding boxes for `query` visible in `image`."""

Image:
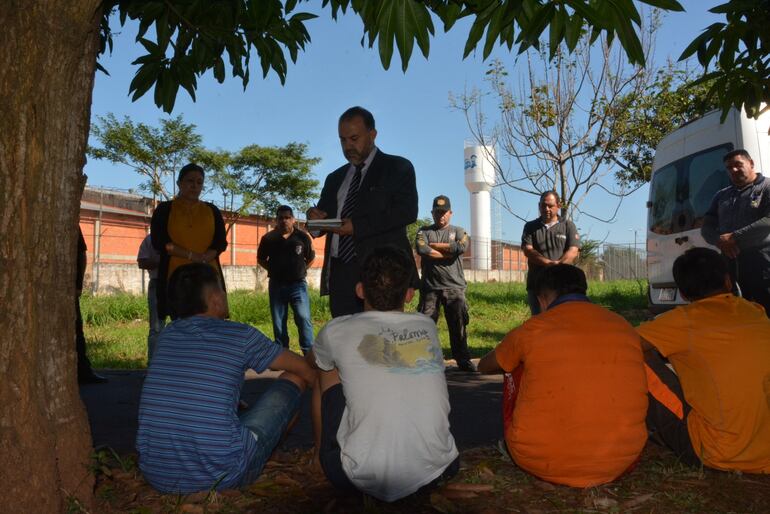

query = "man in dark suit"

[307,106,418,317]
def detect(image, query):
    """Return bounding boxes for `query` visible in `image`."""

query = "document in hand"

[306,218,343,230]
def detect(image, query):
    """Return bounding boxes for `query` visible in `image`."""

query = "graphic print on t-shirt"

[357,325,443,372]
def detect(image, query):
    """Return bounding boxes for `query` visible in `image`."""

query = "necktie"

[337,164,364,263]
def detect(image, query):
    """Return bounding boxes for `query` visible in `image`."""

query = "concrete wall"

[79,187,527,295]
[84,264,323,295]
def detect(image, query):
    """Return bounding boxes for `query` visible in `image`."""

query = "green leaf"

[463,16,487,59]
[394,0,417,72]
[213,56,225,83]
[564,14,583,51]
[548,7,566,58]
[639,0,684,10]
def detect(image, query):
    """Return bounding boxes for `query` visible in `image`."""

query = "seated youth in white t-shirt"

[307,246,459,502]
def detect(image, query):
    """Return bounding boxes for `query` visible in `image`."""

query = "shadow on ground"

[80,368,504,455]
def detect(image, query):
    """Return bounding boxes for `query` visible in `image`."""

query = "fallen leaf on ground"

[532,479,556,491]
[184,491,208,503]
[441,488,478,499]
[219,489,242,498]
[478,465,495,479]
[180,504,204,514]
[274,473,302,488]
[445,482,494,493]
[429,492,457,513]
[622,493,654,509]
[593,496,619,509]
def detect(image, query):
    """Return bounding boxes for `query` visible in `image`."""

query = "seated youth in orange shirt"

[478,264,648,487]
[638,247,770,473]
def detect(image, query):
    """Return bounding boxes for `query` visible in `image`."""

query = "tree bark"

[0,2,102,512]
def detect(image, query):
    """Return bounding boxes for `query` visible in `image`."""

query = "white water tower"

[464,143,496,270]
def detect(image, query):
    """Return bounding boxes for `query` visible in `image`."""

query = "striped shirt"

[136,316,282,493]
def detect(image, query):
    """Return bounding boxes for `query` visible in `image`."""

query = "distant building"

[79,187,527,294]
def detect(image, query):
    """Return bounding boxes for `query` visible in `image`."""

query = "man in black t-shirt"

[258,206,316,354]
[522,191,580,315]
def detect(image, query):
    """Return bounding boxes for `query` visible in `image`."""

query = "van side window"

[648,144,732,235]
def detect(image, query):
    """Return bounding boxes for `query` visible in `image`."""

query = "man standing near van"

[521,191,580,315]
[702,149,770,316]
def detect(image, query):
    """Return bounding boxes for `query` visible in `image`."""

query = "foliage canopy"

[98,0,687,113]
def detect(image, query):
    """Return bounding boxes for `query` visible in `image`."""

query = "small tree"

[194,142,320,233]
[87,113,202,200]
[407,216,434,246]
[452,14,715,223]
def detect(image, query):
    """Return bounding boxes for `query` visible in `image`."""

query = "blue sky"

[86,1,722,245]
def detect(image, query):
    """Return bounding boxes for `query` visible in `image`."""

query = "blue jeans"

[147,278,165,364]
[238,379,302,485]
[269,279,314,354]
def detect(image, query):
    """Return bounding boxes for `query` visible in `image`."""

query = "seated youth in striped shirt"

[136,263,315,493]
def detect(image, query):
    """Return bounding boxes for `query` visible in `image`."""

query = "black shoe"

[78,370,108,384]
[456,360,478,373]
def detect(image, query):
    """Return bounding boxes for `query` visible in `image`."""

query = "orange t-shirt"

[495,300,648,487]
[637,294,770,473]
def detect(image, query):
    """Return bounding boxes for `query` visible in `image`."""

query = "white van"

[646,108,770,313]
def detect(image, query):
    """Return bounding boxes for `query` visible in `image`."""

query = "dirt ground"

[77,370,770,513]
[85,444,770,513]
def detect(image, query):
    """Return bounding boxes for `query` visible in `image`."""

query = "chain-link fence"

[597,242,647,281]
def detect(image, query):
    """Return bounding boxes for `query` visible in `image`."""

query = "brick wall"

[79,187,526,294]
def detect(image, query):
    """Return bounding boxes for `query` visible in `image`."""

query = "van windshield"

[648,144,732,235]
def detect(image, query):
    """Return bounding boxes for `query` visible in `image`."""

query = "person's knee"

[279,371,306,393]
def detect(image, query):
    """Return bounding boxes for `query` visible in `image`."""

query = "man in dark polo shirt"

[415,195,475,372]
[522,191,580,314]
[258,205,316,354]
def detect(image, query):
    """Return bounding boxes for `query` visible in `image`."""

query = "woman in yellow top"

[151,163,228,320]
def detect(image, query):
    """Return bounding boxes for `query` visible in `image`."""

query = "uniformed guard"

[702,149,770,317]
[415,195,476,372]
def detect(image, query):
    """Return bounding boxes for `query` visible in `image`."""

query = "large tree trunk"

[0,2,102,512]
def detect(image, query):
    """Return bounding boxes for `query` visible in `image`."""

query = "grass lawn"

[82,280,649,369]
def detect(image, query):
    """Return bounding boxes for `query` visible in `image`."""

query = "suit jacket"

[316,149,418,295]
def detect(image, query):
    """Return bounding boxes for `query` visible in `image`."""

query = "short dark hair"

[539,190,560,204]
[339,106,376,130]
[360,247,413,311]
[177,163,205,184]
[723,149,753,162]
[533,264,587,298]
[276,205,294,217]
[672,247,730,301]
[167,263,221,319]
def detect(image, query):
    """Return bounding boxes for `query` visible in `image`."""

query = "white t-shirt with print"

[313,310,459,502]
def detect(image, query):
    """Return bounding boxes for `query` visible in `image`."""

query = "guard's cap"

[432,195,451,211]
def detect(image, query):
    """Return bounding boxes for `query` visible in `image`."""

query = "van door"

[647,144,732,307]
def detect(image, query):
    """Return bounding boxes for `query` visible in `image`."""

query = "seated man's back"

[138,316,281,492]
[314,309,458,501]
[136,263,313,493]
[499,300,648,486]
[639,291,770,472]
[479,264,648,487]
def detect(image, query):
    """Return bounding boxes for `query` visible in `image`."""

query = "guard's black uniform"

[702,174,770,316]
[415,223,472,367]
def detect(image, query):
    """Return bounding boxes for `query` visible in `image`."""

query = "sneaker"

[456,360,478,372]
